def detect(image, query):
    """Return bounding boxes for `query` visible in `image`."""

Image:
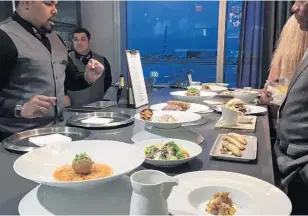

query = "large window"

[127,0,243,87]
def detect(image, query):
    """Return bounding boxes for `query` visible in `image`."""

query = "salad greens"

[144,141,189,160]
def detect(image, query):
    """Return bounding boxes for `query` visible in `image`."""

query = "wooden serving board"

[214,116,257,132]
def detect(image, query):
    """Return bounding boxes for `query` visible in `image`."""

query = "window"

[224,0,242,86]
[127,0,243,87]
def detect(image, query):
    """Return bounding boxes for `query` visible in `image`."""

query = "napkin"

[81,117,114,124]
[29,134,72,147]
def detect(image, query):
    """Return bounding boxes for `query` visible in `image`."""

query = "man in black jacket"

[275,1,308,214]
[0,1,104,140]
[64,27,112,107]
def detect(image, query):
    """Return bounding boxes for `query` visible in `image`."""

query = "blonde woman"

[259,15,308,105]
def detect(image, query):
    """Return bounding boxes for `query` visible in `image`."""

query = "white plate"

[133,138,202,167]
[13,140,145,189]
[168,171,292,215]
[170,91,217,103]
[135,111,201,129]
[204,85,228,93]
[150,103,211,114]
[210,134,257,162]
[213,105,267,115]
[18,176,132,215]
[188,85,228,93]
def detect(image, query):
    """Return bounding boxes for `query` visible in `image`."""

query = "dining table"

[0,88,275,214]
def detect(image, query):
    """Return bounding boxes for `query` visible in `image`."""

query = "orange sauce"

[53,163,113,181]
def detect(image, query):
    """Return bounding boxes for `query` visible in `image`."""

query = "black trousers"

[288,177,308,215]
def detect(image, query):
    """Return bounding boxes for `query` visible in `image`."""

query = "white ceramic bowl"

[232,90,258,103]
[13,140,145,189]
[133,138,202,167]
[150,103,210,114]
[135,111,201,129]
[170,91,217,103]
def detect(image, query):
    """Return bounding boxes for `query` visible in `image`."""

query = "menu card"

[125,50,149,108]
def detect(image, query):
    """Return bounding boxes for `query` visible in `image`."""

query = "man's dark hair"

[73,27,91,40]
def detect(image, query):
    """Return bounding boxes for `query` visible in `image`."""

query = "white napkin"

[81,117,114,124]
[29,134,72,147]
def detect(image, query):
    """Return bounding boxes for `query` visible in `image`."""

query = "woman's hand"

[258,83,273,105]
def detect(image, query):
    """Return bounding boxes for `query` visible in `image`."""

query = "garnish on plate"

[186,88,200,96]
[140,108,153,120]
[206,192,236,215]
[220,133,247,157]
[53,152,113,181]
[224,98,247,115]
[144,141,189,160]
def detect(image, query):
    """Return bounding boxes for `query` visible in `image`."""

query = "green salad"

[144,141,190,160]
[186,88,200,96]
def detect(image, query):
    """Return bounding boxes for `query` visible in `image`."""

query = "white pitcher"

[129,169,178,215]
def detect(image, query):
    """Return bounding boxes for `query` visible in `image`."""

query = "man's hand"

[21,95,56,118]
[85,58,104,83]
[64,95,71,107]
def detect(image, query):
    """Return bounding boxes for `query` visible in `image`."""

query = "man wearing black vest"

[65,27,112,107]
[0,1,104,140]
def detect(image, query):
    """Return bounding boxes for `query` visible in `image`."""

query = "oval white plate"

[150,103,211,114]
[135,111,201,129]
[13,140,145,189]
[213,105,267,115]
[170,91,217,103]
[168,171,292,215]
[133,138,202,167]
[18,176,132,215]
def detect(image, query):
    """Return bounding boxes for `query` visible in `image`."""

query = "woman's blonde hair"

[269,15,308,81]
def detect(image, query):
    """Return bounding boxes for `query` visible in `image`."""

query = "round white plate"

[18,176,132,215]
[170,91,217,103]
[133,138,202,167]
[131,127,204,145]
[213,105,267,115]
[168,171,292,215]
[150,103,211,114]
[13,140,145,189]
[135,111,201,129]
[204,86,228,93]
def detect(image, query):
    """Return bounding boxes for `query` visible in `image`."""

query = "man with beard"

[64,27,112,107]
[275,0,308,214]
[0,1,104,140]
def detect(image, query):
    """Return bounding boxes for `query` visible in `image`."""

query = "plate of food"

[210,133,257,162]
[170,89,217,103]
[168,171,292,215]
[218,90,233,98]
[199,83,228,93]
[135,109,201,129]
[134,138,202,167]
[13,140,145,189]
[213,98,267,115]
[150,101,211,114]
